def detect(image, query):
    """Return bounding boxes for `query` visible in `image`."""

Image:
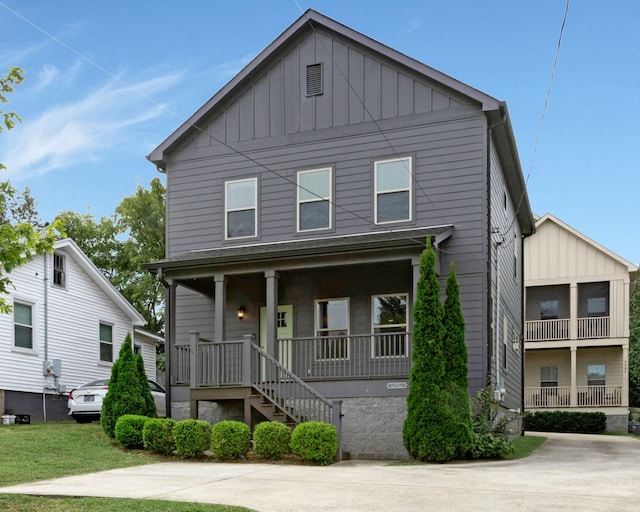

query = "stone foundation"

[606,414,628,433]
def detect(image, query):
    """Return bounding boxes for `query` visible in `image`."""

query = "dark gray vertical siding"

[269,62,284,137]
[348,47,364,124]
[381,64,397,119]
[283,49,300,134]
[363,56,381,121]
[398,73,413,116]
[332,39,349,127]
[254,74,270,140]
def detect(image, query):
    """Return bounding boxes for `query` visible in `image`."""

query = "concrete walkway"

[2,432,640,511]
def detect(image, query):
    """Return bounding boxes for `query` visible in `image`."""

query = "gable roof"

[54,238,146,325]
[147,9,534,235]
[535,213,638,272]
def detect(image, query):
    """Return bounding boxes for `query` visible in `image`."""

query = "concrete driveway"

[2,432,639,511]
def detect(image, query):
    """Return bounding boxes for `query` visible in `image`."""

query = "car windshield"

[81,379,110,387]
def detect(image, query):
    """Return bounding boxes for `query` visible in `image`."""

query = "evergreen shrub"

[173,419,212,458]
[290,421,338,465]
[469,385,514,459]
[114,414,151,449]
[524,411,606,433]
[143,417,176,455]
[211,420,251,460]
[253,421,292,459]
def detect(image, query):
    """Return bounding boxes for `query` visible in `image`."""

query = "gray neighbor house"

[146,9,535,459]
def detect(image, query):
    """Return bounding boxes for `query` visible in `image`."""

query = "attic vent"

[306,63,323,96]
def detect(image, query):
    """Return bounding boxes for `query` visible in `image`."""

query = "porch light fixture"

[237,306,246,320]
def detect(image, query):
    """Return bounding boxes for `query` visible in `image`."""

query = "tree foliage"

[101,333,156,438]
[54,178,165,334]
[0,67,59,313]
[629,275,640,407]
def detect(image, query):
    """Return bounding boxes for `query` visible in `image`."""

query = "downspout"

[487,108,507,391]
[520,235,526,430]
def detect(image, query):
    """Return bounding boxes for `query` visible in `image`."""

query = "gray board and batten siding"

[147,10,534,425]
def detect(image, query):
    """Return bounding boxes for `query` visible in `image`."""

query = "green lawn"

[503,434,547,460]
[0,421,254,511]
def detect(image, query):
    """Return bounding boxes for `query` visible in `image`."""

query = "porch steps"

[248,394,301,426]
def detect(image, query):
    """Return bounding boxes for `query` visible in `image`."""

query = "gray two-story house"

[146,9,535,459]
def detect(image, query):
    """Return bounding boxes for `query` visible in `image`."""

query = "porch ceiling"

[145,226,453,275]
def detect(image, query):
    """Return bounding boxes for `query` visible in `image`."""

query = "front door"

[260,305,293,371]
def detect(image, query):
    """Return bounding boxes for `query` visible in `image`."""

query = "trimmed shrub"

[469,385,514,459]
[290,421,338,465]
[524,411,606,434]
[253,422,292,460]
[211,420,251,460]
[143,418,176,455]
[173,419,212,458]
[114,414,151,449]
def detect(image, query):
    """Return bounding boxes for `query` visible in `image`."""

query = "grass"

[0,421,254,511]
[502,434,547,460]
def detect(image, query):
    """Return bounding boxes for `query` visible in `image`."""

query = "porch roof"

[145,225,453,273]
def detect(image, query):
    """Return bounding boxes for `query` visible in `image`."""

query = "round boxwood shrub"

[114,414,151,449]
[253,421,292,460]
[173,419,212,458]
[143,418,176,456]
[211,420,251,460]
[290,421,338,465]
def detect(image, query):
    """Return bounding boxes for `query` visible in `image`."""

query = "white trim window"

[297,168,331,232]
[14,301,34,350]
[53,252,66,288]
[372,294,408,357]
[225,178,257,239]
[99,322,114,363]
[540,366,558,388]
[315,298,349,360]
[374,156,412,224]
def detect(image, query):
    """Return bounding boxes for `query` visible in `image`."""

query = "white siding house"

[0,238,148,421]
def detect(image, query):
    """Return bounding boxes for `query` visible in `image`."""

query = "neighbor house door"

[259,305,293,373]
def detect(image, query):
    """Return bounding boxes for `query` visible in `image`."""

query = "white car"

[67,378,166,423]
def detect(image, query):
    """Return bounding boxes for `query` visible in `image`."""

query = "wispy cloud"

[2,71,183,180]
[404,18,422,34]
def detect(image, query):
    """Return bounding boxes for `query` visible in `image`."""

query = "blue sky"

[0,1,638,263]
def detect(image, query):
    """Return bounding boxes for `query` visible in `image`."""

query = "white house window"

[540,299,558,320]
[14,301,34,350]
[540,366,558,387]
[99,322,113,363]
[375,157,412,224]
[315,298,349,360]
[297,168,331,232]
[372,294,408,357]
[587,364,606,386]
[53,253,66,288]
[225,178,257,239]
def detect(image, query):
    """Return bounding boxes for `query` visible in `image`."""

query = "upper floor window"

[540,366,558,387]
[297,168,331,232]
[53,253,66,288]
[587,364,606,386]
[99,322,113,363]
[374,157,412,224]
[225,178,257,239]
[14,301,34,350]
[540,300,558,320]
[315,298,349,360]
[372,294,408,357]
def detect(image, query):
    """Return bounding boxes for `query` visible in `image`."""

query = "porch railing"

[276,332,412,380]
[525,319,569,342]
[577,317,610,339]
[525,385,622,408]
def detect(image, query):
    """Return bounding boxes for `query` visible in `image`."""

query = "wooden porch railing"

[577,317,610,339]
[525,319,569,341]
[525,385,622,408]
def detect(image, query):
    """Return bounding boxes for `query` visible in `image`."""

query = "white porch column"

[570,283,578,340]
[623,345,629,407]
[265,270,279,358]
[570,346,577,407]
[214,274,227,342]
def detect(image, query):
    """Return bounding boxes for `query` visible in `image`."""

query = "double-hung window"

[374,157,412,224]
[372,294,408,357]
[53,253,66,288]
[297,168,331,232]
[99,322,113,363]
[225,178,257,239]
[540,366,558,388]
[315,298,349,360]
[14,301,34,350]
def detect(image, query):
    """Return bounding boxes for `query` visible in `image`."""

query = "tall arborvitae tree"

[629,275,640,407]
[135,352,157,418]
[403,238,459,462]
[101,334,148,438]
[442,263,473,457]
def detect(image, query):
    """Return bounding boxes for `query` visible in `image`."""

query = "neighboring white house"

[0,238,151,421]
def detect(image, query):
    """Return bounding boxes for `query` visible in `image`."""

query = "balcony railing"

[525,316,611,342]
[172,332,412,386]
[525,385,622,408]
[525,319,570,341]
